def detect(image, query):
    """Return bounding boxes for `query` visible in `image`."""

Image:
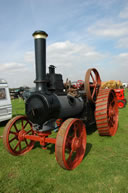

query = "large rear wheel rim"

[95,89,118,136]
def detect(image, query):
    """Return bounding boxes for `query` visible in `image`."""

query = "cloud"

[0,62,28,72]
[100,52,128,82]
[23,40,105,81]
[112,53,128,67]
[0,62,34,87]
[88,20,128,38]
[47,41,106,80]
[24,51,34,63]
[2,42,128,87]
[47,41,105,66]
[116,37,128,48]
[119,6,128,19]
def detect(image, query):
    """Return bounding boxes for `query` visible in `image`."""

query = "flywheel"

[85,68,101,103]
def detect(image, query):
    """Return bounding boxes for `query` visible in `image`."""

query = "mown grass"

[0,91,128,193]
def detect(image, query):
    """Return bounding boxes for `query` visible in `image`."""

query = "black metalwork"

[25,30,95,131]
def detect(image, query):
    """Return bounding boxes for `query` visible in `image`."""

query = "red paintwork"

[3,116,35,156]
[25,131,56,146]
[118,101,125,108]
[114,89,126,108]
[72,80,84,89]
[3,116,56,155]
[114,89,125,100]
[55,118,86,170]
[56,118,63,128]
[95,89,118,136]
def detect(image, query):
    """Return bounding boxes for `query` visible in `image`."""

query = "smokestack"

[32,30,48,91]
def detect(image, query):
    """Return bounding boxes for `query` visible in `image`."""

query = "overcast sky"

[0,0,128,87]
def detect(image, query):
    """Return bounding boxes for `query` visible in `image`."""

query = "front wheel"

[3,115,35,156]
[55,118,86,170]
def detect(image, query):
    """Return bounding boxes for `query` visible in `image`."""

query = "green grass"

[0,92,128,193]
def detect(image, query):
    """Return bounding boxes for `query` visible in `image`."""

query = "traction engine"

[3,31,119,170]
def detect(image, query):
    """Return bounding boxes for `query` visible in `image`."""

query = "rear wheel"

[95,89,118,136]
[55,118,86,170]
[118,100,125,108]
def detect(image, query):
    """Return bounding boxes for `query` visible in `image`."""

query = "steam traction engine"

[3,31,118,170]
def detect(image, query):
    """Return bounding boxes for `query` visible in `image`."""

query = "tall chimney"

[32,30,48,91]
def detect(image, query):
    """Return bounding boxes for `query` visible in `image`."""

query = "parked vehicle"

[114,89,127,108]
[22,88,35,101]
[0,79,12,122]
[71,80,84,89]
[122,83,128,88]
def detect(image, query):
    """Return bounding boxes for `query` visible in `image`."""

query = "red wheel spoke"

[66,136,72,145]
[67,150,73,162]
[24,139,29,146]
[66,136,73,150]
[14,141,20,151]
[26,130,32,134]
[92,86,96,98]
[90,84,95,87]
[14,123,19,132]
[90,72,95,83]
[24,121,29,129]
[73,126,77,137]
[9,131,17,135]
[9,136,17,143]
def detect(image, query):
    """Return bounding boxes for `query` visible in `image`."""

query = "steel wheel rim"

[3,115,35,156]
[55,118,86,170]
[95,89,118,136]
[107,90,118,136]
[118,100,125,108]
[85,68,101,103]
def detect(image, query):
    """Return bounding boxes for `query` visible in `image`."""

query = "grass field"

[0,91,128,193]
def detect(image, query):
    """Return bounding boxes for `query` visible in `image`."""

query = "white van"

[0,79,12,122]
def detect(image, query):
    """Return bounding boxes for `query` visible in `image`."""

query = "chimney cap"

[32,30,48,39]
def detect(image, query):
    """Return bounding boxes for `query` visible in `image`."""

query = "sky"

[0,0,128,87]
